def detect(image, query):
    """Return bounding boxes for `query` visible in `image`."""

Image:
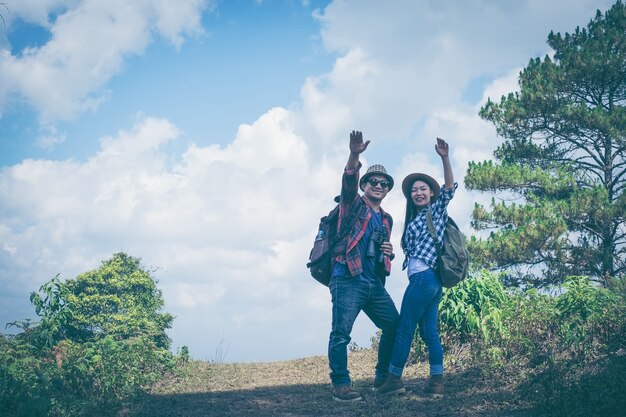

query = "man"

[328,130,400,402]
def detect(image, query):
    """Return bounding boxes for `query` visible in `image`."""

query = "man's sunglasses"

[367,179,391,189]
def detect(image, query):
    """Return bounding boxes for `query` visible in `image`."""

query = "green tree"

[1,253,175,416]
[64,252,174,348]
[466,1,626,287]
[28,275,74,349]
[0,3,9,29]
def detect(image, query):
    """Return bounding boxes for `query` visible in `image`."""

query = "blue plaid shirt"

[402,183,457,270]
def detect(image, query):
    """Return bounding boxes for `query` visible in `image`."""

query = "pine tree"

[466,1,626,287]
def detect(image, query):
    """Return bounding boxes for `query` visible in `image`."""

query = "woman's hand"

[435,137,449,157]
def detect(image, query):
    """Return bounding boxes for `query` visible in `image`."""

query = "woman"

[377,137,456,397]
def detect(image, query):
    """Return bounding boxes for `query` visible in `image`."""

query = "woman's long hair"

[401,181,435,251]
[401,198,419,251]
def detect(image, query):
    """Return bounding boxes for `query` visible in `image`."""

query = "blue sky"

[0,0,616,363]
[1,0,334,165]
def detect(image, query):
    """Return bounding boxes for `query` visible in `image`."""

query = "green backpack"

[425,208,469,288]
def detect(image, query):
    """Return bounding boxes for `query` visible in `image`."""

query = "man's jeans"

[328,274,399,387]
[389,268,443,377]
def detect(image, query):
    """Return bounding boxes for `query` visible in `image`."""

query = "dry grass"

[124,349,536,417]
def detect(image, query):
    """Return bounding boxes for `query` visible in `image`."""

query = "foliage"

[64,252,173,348]
[176,345,190,365]
[1,335,173,416]
[466,1,626,287]
[438,270,509,344]
[518,277,626,417]
[556,275,626,357]
[28,275,74,350]
[406,270,511,365]
[428,272,625,416]
[0,252,175,417]
[447,273,626,365]
[495,287,559,361]
[404,268,625,373]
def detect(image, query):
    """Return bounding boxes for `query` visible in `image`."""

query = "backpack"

[425,208,469,288]
[306,196,360,286]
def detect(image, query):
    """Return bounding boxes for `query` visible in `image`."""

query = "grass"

[123,349,536,417]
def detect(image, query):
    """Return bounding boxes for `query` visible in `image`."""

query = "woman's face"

[411,180,434,207]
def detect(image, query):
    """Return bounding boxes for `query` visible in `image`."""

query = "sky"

[0,0,617,363]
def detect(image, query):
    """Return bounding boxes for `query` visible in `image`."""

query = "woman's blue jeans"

[389,268,443,377]
[328,274,399,387]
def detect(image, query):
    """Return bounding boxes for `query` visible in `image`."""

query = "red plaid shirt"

[334,163,393,278]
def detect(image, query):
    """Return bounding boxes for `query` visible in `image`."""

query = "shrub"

[0,252,175,416]
[406,269,512,365]
[0,332,55,416]
[64,253,174,348]
[438,269,510,345]
[556,275,625,358]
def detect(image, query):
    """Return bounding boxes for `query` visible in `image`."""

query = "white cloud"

[0,0,210,122]
[36,123,67,149]
[480,67,522,105]
[0,0,618,362]
[1,0,73,27]
[0,109,345,360]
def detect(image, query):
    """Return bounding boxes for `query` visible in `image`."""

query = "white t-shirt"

[407,256,430,276]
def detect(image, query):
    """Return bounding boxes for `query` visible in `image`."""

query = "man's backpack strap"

[335,199,361,244]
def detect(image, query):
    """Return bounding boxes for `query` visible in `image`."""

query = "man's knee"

[329,330,352,348]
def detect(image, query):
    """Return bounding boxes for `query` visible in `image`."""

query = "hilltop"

[124,349,540,417]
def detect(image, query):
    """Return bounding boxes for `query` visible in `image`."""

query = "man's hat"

[360,164,394,191]
[401,173,440,201]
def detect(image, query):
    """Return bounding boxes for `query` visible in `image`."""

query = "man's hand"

[350,130,370,154]
[435,137,449,157]
[380,241,394,258]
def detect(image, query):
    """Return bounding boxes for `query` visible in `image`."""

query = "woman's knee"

[420,325,439,344]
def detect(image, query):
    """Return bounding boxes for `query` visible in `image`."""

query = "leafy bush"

[484,275,626,417]
[399,270,625,385]
[1,335,173,416]
[439,269,510,344]
[497,287,559,362]
[402,269,511,365]
[0,252,175,417]
[0,332,55,416]
[29,275,74,350]
[55,336,173,414]
[556,275,624,358]
[64,252,174,348]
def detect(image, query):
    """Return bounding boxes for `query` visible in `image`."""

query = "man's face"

[363,175,391,202]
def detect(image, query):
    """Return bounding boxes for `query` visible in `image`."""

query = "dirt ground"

[125,349,539,417]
